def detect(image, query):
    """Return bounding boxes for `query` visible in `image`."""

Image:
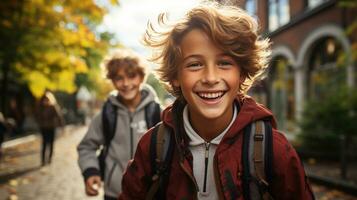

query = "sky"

[98,0,201,58]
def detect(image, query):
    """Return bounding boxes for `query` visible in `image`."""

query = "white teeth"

[197,91,224,99]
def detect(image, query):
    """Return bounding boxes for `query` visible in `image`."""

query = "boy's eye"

[113,76,123,81]
[127,73,137,79]
[186,62,203,69]
[217,60,234,68]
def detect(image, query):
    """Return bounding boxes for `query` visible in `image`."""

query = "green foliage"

[298,87,357,152]
[338,0,357,8]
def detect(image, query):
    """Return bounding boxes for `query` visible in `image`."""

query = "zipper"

[129,115,133,159]
[203,142,210,193]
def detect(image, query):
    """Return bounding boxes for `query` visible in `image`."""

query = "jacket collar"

[183,104,238,145]
[162,96,276,158]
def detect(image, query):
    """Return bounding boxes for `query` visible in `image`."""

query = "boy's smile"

[173,28,241,138]
[195,90,225,104]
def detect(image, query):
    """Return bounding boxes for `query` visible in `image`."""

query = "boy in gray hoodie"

[77,49,161,200]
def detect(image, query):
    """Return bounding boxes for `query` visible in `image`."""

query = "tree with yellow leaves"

[0,0,119,111]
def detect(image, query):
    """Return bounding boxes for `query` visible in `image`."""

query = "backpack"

[98,99,161,180]
[146,120,274,200]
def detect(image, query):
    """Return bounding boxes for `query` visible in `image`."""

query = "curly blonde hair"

[102,49,147,80]
[143,2,271,98]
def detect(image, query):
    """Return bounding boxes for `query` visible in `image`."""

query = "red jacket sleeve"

[270,129,315,200]
[119,129,153,199]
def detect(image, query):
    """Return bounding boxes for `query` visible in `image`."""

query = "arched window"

[307,37,345,100]
[268,56,295,132]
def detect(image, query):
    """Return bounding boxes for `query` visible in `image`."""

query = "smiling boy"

[119,3,314,200]
[77,49,161,200]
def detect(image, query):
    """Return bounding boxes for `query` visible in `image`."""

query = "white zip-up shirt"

[183,105,237,200]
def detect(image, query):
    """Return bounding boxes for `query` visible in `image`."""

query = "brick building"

[220,0,356,133]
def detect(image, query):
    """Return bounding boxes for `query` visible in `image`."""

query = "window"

[269,0,290,31]
[268,57,295,132]
[308,37,344,100]
[307,0,327,9]
[245,0,257,17]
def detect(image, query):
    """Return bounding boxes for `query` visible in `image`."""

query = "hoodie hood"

[107,84,159,111]
[161,96,276,149]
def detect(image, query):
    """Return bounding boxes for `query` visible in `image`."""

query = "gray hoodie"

[77,84,160,198]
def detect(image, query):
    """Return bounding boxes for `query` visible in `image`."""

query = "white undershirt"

[183,105,237,200]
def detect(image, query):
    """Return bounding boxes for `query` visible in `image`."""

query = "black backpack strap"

[102,99,118,146]
[264,121,273,186]
[98,99,118,180]
[242,122,252,200]
[242,120,274,200]
[147,122,174,200]
[145,101,161,129]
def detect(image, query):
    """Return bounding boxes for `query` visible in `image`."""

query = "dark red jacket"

[119,97,314,200]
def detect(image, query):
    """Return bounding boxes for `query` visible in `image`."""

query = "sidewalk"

[0,126,75,182]
[286,133,357,198]
[0,125,103,200]
[304,159,357,197]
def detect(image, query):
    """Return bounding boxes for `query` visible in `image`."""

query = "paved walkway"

[0,125,356,200]
[0,126,103,200]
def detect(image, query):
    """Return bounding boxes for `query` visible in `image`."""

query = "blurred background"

[0,0,356,199]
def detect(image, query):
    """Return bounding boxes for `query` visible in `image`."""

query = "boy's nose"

[123,78,129,86]
[202,66,219,85]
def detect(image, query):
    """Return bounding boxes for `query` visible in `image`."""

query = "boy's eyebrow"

[182,54,203,62]
[182,53,233,61]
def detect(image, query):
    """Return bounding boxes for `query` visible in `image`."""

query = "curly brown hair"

[143,2,271,98]
[102,49,147,81]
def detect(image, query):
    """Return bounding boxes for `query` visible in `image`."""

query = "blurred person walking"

[77,49,161,200]
[36,91,64,166]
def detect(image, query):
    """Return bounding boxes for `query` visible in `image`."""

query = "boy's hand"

[85,176,102,196]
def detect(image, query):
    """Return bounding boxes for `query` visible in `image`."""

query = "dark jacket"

[36,104,62,129]
[119,96,314,200]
